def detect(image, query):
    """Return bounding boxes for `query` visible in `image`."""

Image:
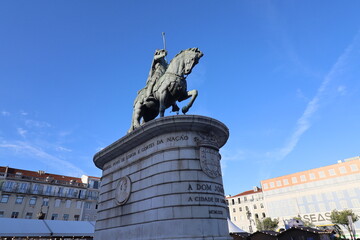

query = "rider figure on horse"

[143,49,168,102]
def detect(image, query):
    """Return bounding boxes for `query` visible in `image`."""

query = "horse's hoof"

[182,106,189,114]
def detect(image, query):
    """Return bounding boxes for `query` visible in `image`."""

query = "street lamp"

[246,209,253,233]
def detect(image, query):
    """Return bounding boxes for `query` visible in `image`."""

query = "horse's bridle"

[164,72,185,80]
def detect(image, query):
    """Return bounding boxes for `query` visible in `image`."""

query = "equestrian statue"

[128,47,203,133]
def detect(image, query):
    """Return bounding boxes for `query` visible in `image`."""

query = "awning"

[227,218,247,233]
[0,218,95,237]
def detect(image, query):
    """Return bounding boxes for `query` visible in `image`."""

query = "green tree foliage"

[256,217,279,231]
[330,209,359,240]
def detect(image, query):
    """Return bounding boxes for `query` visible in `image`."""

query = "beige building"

[226,187,267,233]
[261,156,360,236]
[0,166,100,221]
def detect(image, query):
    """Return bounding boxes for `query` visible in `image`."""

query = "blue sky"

[1,1,360,195]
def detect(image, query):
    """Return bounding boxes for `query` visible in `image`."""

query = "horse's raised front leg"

[178,89,198,114]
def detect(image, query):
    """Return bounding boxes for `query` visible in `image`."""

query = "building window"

[237,198,241,204]
[253,204,257,209]
[51,214,58,220]
[29,196,37,205]
[45,186,52,195]
[89,180,99,189]
[231,199,235,205]
[4,181,14,191]
[318,171,326,178]
[63,214,69,221]
[76,201,82,209]
[276,180,282,187]
[244,196,247,201]
[328,169,336,176]
[57,187,63,196]
[350,164,359,172]
[1,195,9,203]
[309,173,315,180]
[255,214,259,219]
[25,212,33,219]
[245,206,249,211]
[19,183,28,193]
[233,208,236,212]
[74,215,80,221]
[65,200,71,208]
[43,198,49,206]
[283,179,289,185]
[84,202,92,209]
[32,184,41,193]
[263,183,268,189]
[300,175,306,182]
[260,203,264,208]
[55,199,61,207]
[269,182,275,188]
[262,213,266,218]
[67,188,74,197]
[15,196,24,204]
[239,207,242,211]
[339,166,347,174]
[291,177,297,183]
[11,212,19,218]
[0,211,4,218]
[233,216,236,221]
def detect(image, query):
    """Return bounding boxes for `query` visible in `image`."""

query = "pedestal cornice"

[93,115,229,170]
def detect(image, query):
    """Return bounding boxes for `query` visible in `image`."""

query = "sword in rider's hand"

[162,32,168,63]
[163,32,179,116]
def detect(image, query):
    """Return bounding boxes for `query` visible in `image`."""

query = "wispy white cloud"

[220,148,246,175]
[296,88,308,102]
[19,110,28,116]
[25,120,51,128]
[1,111,10,116]
[337,85,347,96]
[17,128,27,138]
[59,130,72,137]
[56,146,72,152]
[274,31,360,161]
[0,141,84,176]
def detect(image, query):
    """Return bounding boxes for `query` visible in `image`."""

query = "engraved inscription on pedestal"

[115,176,131,205]
[200,147,222,178]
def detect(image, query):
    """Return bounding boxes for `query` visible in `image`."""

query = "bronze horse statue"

[128,48,203,133]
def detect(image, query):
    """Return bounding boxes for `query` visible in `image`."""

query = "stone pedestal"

[94,115,231,240]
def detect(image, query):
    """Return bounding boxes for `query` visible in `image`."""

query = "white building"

[226,187,268,233]
[0,166,100,221]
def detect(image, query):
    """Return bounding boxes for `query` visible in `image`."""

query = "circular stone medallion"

[115,176,131,205]
[199,147,222,178]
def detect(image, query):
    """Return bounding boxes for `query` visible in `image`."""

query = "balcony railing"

[3,173,88,188]
[0,185,94,200]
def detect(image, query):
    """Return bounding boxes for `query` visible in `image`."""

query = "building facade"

[226,187,268,233]
[261,156,360,235]
[0,166,100,221]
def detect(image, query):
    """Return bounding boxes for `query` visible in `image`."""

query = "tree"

[256,217,279,231]
[330,209,359,240]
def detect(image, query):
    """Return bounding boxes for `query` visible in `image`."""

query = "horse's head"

[182,48,204,75]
